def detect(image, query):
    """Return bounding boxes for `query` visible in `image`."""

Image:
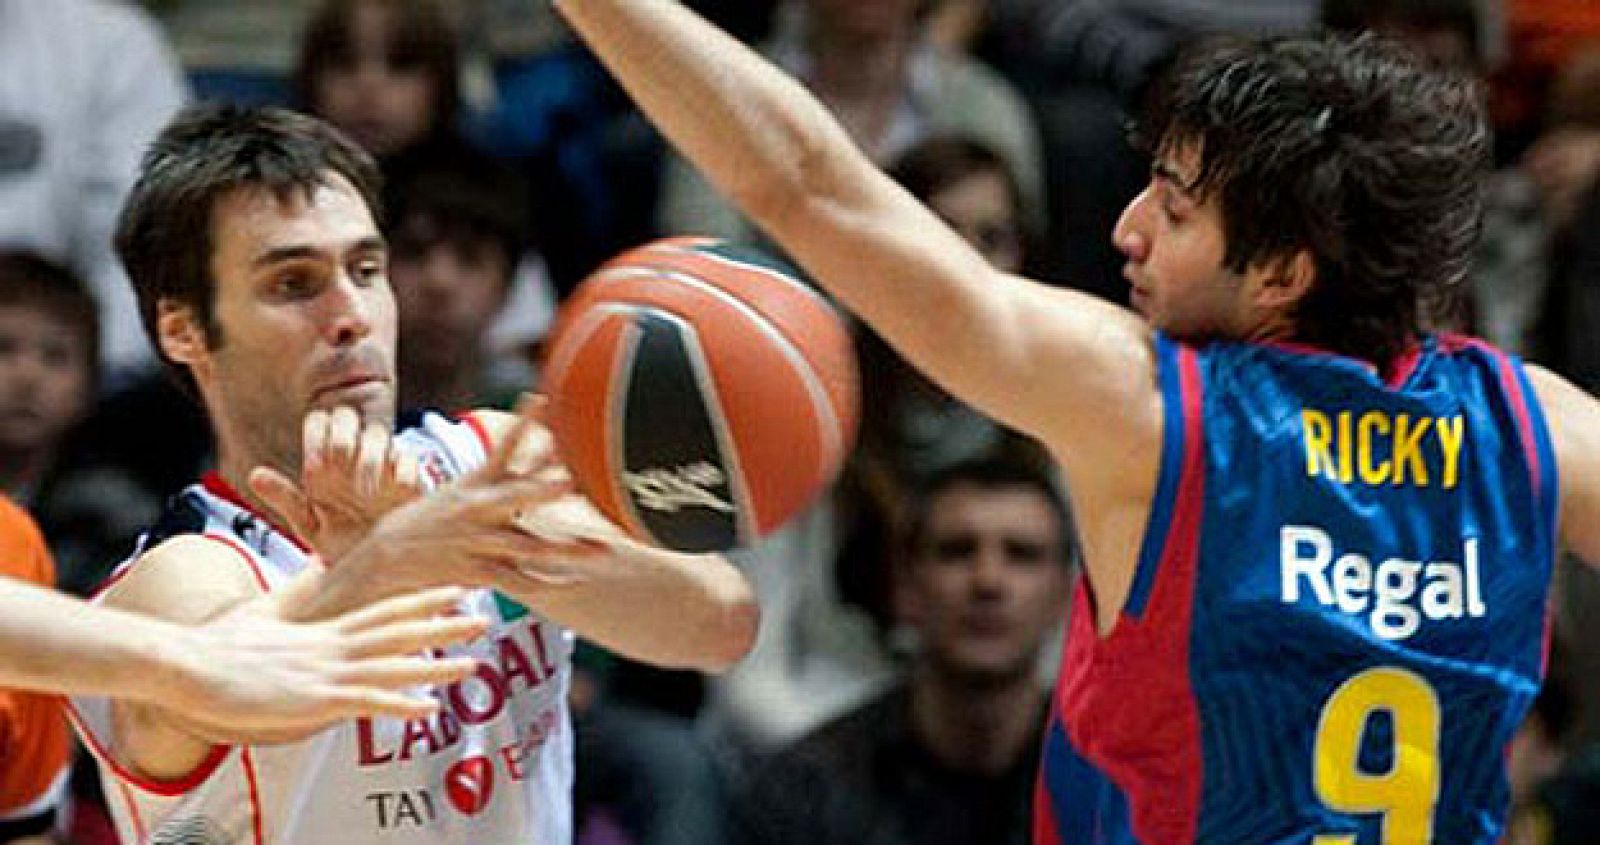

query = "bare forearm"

[0,578,185,701]
[507,544,758,671]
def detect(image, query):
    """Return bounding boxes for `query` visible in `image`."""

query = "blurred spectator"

[295,0,471,176]
[840,135,1049,633]
[297,0,556,390]
[0,253,99,508]
[0,0,186,380]
[735,456,1073,845]
[657,0,1043,244]
[385,161,545,413]
[0,497,71,845]
[860,134,1030,485]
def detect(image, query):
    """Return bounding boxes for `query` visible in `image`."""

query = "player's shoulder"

[1523,363,1599,468]
[99,532,267,625]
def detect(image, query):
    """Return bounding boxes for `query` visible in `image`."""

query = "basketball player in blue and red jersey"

[547,2,1600,842]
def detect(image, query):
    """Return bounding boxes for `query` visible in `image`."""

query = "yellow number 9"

[1311,666,1441,845]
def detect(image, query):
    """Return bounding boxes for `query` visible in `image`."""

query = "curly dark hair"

[115,103,382,398]
[1133,34,1490,371]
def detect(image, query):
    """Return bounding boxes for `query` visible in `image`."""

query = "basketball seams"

[654,240,834,311]
[586,266,844,484]
[658,311,758,544]
[605,317,655,545]
[549,303,649,540]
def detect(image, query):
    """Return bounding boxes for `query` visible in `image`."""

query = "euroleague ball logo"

[444,756,495,816]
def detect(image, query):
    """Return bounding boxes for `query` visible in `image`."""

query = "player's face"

[0,307,92,459]
[1113,145,1254,341]
[804,0,921,41]
[927,167,1024,274]
[390,220,511,377]
[901,484,1070,685]
[186,175,396,473]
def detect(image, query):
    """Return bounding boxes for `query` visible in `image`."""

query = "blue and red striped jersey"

[1036,333,1559,844]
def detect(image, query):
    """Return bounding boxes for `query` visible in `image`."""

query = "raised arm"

[550,0,1162,467]
[1528,365,1600,567]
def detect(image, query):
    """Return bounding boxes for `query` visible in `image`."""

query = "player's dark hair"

[0,251,101,390]
[1133,34,1489,373]
[115,103,382,398]
[901,455,1075,570]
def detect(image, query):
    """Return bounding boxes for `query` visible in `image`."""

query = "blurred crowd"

[2,1,1599,843]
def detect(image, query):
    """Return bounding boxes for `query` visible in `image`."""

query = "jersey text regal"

[1280,524,1486,640]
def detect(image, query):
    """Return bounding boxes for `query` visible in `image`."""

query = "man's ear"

[1255,249,1317,311]
[157,299,206,365]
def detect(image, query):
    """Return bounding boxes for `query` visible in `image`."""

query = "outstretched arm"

[550,0,1162,469]
[0,574,484,728]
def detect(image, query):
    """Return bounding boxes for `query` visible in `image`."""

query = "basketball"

[540,237,859,553]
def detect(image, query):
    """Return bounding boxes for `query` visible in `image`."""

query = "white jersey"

[69,412,575,845]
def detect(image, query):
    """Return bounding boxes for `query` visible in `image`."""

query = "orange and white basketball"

[541,237,859,552]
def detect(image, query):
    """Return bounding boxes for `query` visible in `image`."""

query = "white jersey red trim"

[70,412,575,845]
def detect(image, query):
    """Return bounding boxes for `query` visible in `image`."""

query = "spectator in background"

[736,457,1073,845]
[0,253,98,507]
[862,135,1031,486]
[295,0,471,178]
[839,134,1050,636]
[0,0,186,381]
[386,162,544,413]
[656,0,1043,245]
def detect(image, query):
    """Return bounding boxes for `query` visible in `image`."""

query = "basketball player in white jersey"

[70,104,758,845]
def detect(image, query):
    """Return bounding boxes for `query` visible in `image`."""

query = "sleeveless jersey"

[0,496,71,836]
[1034,334,1559,845]
[69,412,575,845]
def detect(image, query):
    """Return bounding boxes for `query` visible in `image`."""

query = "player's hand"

[249,407,425,563]
[157,572,487,744]
[283,397,604,618]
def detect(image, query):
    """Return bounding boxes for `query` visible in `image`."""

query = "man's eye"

[272,272,315,297]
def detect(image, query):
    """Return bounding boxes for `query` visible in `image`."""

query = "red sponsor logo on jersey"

[444,756,494,815]
[356,621,560,766]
